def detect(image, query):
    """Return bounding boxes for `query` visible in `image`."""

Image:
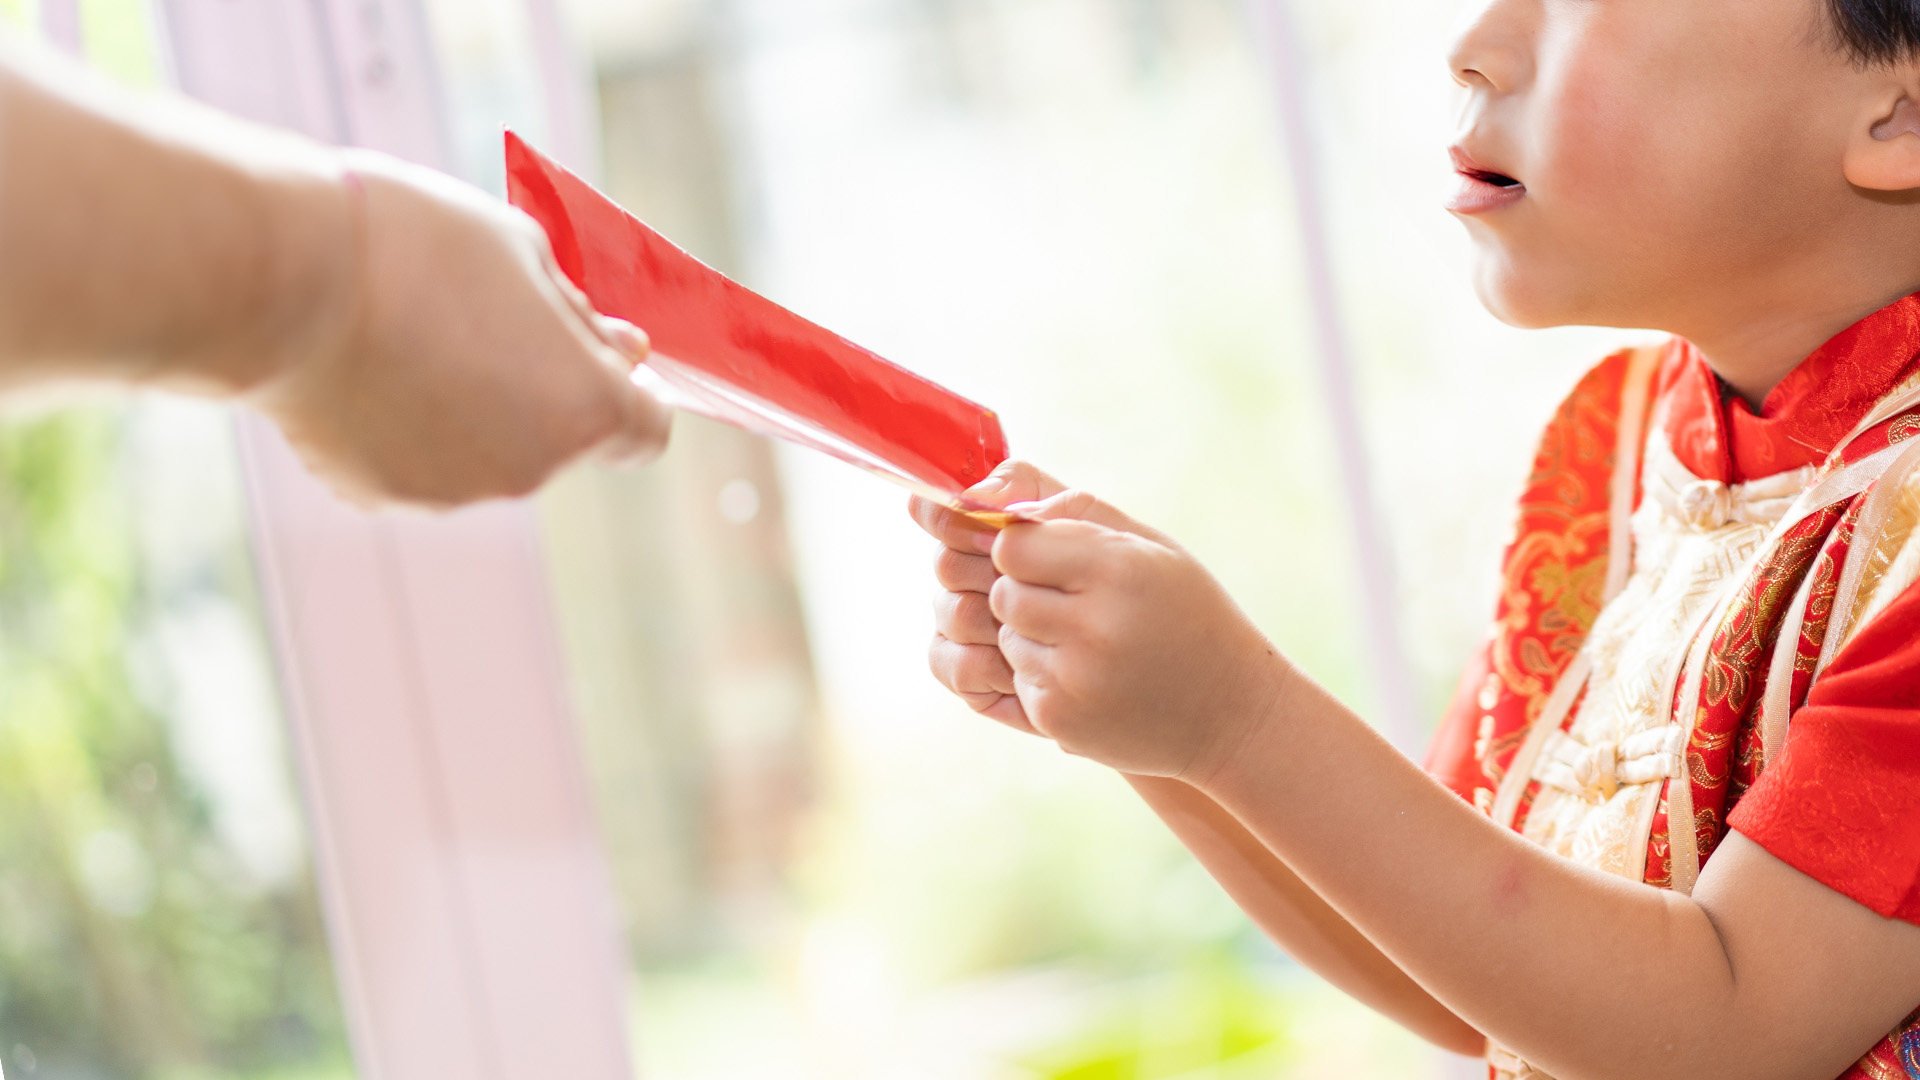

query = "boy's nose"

[1447,0,1531,94]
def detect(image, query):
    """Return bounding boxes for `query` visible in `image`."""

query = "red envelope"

[504,131,1012,520]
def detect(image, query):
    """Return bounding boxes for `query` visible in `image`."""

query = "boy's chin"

[1470,262,1588,330]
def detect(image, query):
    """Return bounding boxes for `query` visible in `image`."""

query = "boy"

[911,1,1920,1077]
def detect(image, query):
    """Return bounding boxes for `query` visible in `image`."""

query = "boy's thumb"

[965,460,1067,508]
[1004,488,1155,540]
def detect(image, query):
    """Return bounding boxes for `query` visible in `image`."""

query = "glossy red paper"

[503,131,1010,507]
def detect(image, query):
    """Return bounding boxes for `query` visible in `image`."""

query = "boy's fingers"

[977,694,1036,734]
[963,460,1070,509]
[989,577,1073,644]
[929,635,1017,697]
[929,637,1035,735]
[935,548,997,594]
[992,519,1118,591]
[934,589,1000,646]
[997,624,1054,685]
[909,495,998,554]
[926,559,1043,738]
[1004,487,1159,541]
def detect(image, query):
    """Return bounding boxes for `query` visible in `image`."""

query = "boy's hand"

[911,462,1293,781]
[910,461,1064,735]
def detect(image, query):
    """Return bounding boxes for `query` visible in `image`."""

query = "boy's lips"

[1446,145,1526,215]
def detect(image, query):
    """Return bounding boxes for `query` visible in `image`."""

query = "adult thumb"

[590,347,674,465]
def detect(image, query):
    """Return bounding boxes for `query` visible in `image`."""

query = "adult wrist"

[231,145,363,400]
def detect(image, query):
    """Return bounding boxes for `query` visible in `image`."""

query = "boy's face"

[1448,0,1889,331]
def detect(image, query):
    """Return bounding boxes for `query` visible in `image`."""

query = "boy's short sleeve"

[1727,578,1920,925]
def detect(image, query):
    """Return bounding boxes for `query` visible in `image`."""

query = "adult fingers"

[599,371,674,465]
[537,235,599,325]
[593,314,650,367]
[579,329,673,466]
[533,238,670,465]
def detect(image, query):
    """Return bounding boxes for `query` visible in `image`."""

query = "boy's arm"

[974,475,1920,1080]
[912,479,1484,1058]
[1124,774,1486,1057]
[1199,670,1920,1080]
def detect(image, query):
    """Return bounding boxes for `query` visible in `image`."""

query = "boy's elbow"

[1432,1026,1489,1061]
[1409,1011,1489,1060]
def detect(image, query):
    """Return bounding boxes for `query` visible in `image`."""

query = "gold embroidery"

[1519,434,1788,880]
[1832,465,1920,656]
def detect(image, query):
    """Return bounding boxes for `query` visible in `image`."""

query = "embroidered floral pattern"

[1437,314,1920,1080]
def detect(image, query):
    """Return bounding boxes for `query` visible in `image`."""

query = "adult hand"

[247,151,671,508]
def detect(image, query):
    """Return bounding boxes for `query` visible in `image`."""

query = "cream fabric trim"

[1492,653,1594,830]
[1490,347,1661,830]
[1760,565,1820,766]
[1605,348,1661,601]
[1663,436,1918,893]
[1829,372,1920,454]
[1816,436,1920,681]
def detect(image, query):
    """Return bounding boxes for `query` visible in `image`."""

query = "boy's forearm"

[0,42,351,394]
[1125,775,1486,1057]
[1193,664,1752,1080]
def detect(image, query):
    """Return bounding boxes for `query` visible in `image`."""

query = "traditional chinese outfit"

[1428,294,1920,1080]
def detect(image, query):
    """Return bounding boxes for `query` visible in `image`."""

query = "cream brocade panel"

[1833,461,1920,656]
[1516,434,1809,880]
[1493,436,1819,1080]
[1487,398,1920,1080]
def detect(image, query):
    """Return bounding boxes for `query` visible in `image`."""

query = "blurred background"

[0,0,1644,1077]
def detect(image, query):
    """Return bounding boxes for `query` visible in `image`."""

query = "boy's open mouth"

[1447,145,1527,215]
[1465,168,1522,189]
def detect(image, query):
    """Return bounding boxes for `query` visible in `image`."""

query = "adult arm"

[0,39,668,505]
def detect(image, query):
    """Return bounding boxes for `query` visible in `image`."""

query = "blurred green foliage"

[1017,957,1290,1080]
[0,4,352,1072]
[0,413,349,1079]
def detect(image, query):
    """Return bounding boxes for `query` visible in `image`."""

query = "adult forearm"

[0,42,351,394]
[1195,664,1749,1080]
[1126,774,1486,1057]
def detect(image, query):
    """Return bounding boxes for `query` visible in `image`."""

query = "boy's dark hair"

[1829,0,1920,65]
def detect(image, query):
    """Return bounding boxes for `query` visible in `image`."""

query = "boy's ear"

[1847,93,1920,192]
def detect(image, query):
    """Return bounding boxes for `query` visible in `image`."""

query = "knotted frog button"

[1571,739,1619,802]
[1677,480,1732,530]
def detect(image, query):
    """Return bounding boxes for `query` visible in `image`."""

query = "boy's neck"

[1685,280,1920,412]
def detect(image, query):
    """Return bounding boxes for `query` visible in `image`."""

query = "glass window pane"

[0,11,353,1079]
[0,399,354,1080]
[530,1,1459,1076]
